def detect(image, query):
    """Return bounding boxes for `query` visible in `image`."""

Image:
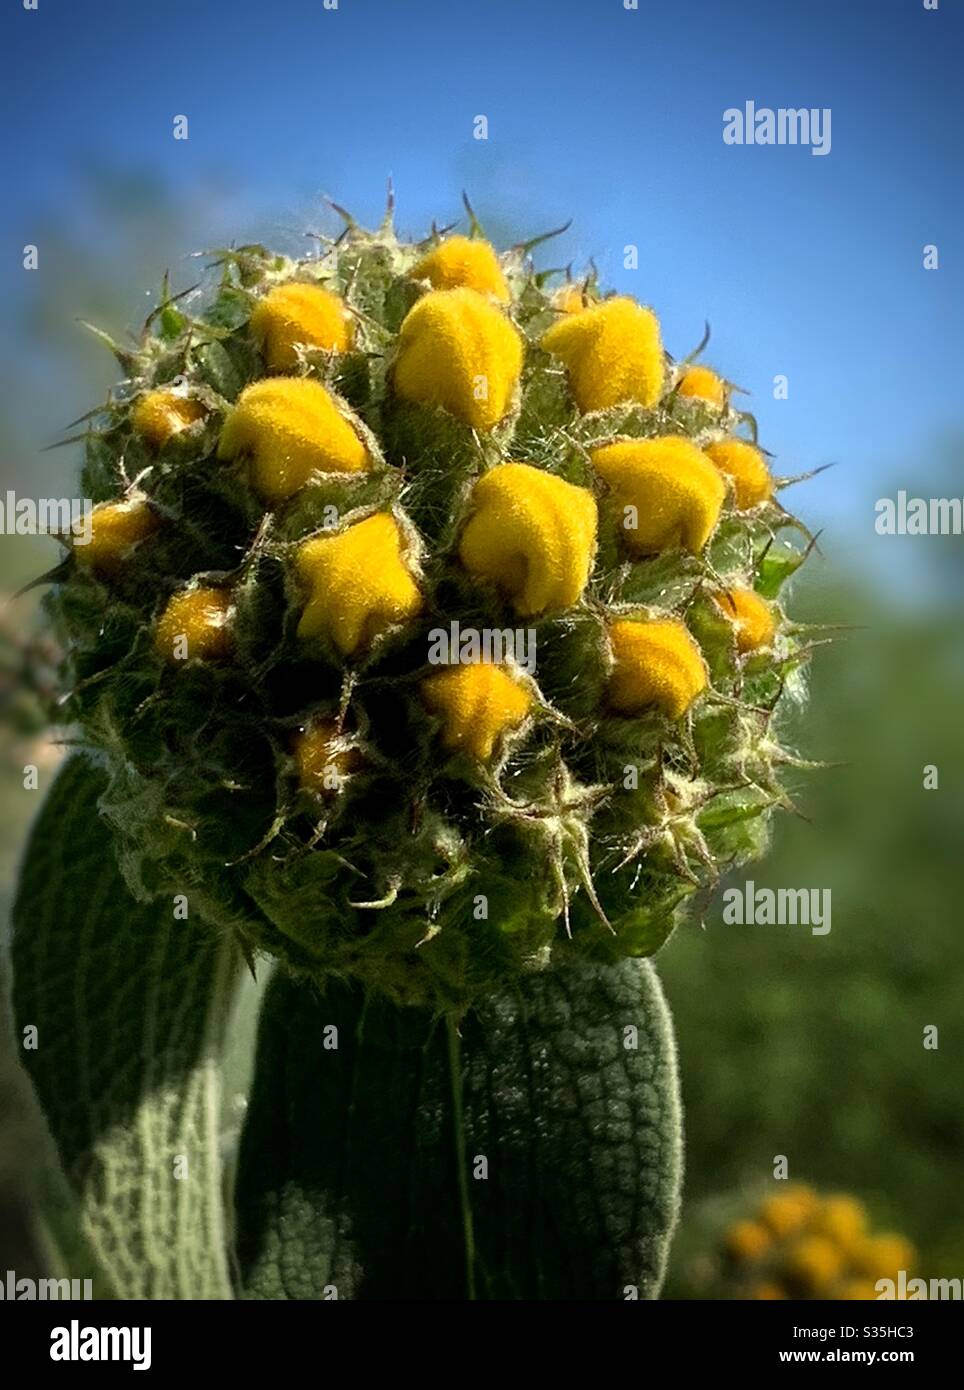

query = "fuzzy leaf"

[235,957,681,1300]
[11,755,240,1299]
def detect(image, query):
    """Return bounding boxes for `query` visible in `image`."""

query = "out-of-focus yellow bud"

[838,1279,882,1301]
[714,587,777,653]
[750,1282,786,1301]
[295,512,422,656]
[249,281,354,370]
[132,389,205,447]
[811,1195,867,1251]
[458,463,597,616]
[293,721,362,795]
[217,377,370,504]
[540,297,664,412]
[607,618,707,719]
[75,498,158,575]
[591,437,725,555]
[783,1235,845,1295]
[853,1234,916,1281]
[759,1186,819,1239]
[724,1220,771,1263]
[421,662,533,763]
[155,587,233,662]
[677,365,727,406]
[705,437,773,509]
[393,288,523,432]
[411,236,510,303]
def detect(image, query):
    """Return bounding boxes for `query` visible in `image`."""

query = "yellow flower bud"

[552,282,589,314]
[393,287,523,432]
[783,1235,845,1295]
[677,365,727,406]
[217,377,370,504]
[458,462,597,616]
[705,438,773,509]
[421,661,533,764]
[540,296,664,412]
[293,721,362,795]
[759,1186,818,1239]
[853,1234,916,1281]
[591,437,725,555]
[132,388,205,448]
[411,236,510,303]
[607,618,707,719]
[750,1282,786,1301]
[724,1220,771,1263]
[714,587,776,653]
[838,1279,881,1301]
[75,498,158,575]
[295,512,422,656]
[155,587,233,662]
[811,1195,867,1251]
[249,281,354,370]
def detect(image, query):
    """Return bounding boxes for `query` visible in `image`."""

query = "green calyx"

[47,204,817,1011]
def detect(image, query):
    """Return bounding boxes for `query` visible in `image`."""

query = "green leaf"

[235,957,681,1300]
[11,755,241,1299]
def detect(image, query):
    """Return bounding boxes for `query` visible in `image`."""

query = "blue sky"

[2,0,961,565]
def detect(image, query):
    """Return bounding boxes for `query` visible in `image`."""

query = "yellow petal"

[132,389,205,447]
[714,587,776,653]
[706,437,773,509]
[76,498,158,575]
[782,1235,845,1295]
[759,1186,819,1239]
[541,296,664,412]
[155,587,233,662]
[218,377,369,504]
[607,618,707,718]
[591,437,725,555]
[295,512,422,656]
[411,236,510,303]
[293,721,362,794]
[421,662,533,763]
[677,365,726,405]
[250,282,354,370]
[810,1196,867,1251]
[393,287,523,431]
[458,462,597,615]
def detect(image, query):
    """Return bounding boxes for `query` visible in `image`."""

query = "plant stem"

[446,1014,477,1300]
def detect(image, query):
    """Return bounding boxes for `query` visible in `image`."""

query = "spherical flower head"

[677,365,727,406]
[458,462,597,616]
[249,281,354,370]
[853,1234,916,1281]
[76,498,158,575]
[154,587,233,663]
[411,236,510,303]
[421,661,533,763]
[706,437,773,509]
[714,587,776,653]
[783,1235,845,1295]
[217,377,370,504]
[811,1195,867,1251]
[295,512,422,656]
[838,1279,881,1301]
[607,617,707,719]
[293,721,362,795]
[393,287,523,432]
[759,1185,818,1238]
[132,388,205,448]
[591,437,725,555]
[724,1219,771,1263]
[540,296,664,413]
[750,1282,786,1301]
